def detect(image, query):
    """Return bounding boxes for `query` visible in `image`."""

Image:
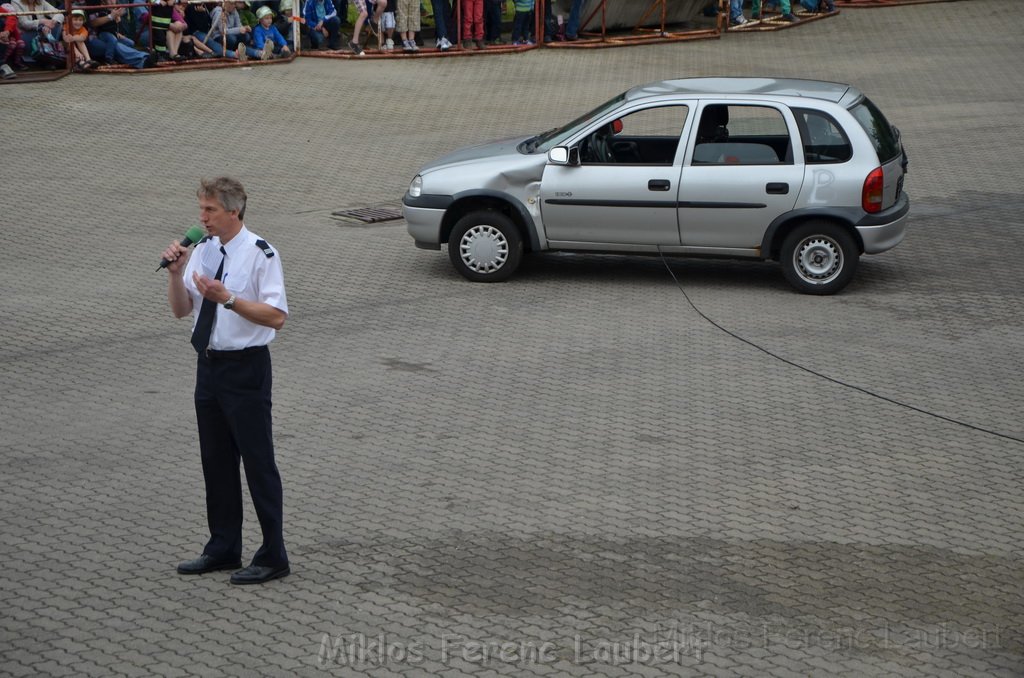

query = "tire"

[447,210,523,282]
[779,220,859,295]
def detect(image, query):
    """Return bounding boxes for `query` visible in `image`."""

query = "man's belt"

[203,345,268,359]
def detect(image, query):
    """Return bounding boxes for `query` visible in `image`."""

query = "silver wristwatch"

[223,294,237,310]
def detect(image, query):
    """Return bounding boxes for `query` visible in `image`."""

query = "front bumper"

[856,193,909,254]
[403,192,453,250]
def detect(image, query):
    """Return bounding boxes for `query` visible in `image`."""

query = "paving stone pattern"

[2,1,1023,675]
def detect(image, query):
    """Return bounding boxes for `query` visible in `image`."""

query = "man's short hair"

[198,177,247,220]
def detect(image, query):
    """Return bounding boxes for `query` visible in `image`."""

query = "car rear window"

[849,98,901,163]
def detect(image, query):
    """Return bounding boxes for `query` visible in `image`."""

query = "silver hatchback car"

[404,77,909,294]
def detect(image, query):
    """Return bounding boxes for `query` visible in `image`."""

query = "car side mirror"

[549,146,581,166]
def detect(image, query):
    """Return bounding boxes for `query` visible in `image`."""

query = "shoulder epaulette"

[254,239,275,258]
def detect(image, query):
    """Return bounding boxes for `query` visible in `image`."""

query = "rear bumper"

[856,193,909,254]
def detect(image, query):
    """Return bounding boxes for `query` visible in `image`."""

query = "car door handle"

[648,179,671,191]
[766,182,789,195]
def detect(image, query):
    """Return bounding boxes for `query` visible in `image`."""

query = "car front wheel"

[448,211,523,282]
[779,221,859,295]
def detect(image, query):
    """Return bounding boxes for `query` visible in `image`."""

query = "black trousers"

[195,346,288,568]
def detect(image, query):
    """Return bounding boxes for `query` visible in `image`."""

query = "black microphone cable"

[657,249,1024,446]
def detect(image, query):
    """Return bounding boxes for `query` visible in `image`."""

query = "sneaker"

[782,12,799,21]
[260,40,275,60]
[236,47,248,62]
[461,39,473,49]
[441,37,452,50]
[385,38,394,50]
[349,41,364,55]
[731,15,747,25]
[410,41,419,51]
[475,39,485,49]
[511,40,521,46]
[0,64,15,79]
[526,39,535,45]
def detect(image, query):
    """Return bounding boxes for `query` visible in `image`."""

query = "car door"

[677,102,805,250]
[539,104,692,246]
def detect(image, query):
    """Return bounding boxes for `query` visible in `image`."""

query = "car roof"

[628,77,860,105]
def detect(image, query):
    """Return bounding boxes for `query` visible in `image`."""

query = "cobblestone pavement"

[2,1,1023,675]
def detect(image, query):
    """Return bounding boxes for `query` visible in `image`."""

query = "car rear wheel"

[779,221,858,295]
[448,210,523,282]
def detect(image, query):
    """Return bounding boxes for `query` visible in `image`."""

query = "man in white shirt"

[160,177,290,585]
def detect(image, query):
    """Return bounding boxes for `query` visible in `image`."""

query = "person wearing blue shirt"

[302,0,341,49]
[253,5,291,57]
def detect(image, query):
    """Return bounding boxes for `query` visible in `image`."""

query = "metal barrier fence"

[1,0,956,80]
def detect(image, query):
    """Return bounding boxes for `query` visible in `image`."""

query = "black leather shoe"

[177,554,242,575]
[230,563,290,585]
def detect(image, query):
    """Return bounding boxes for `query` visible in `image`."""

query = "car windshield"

[520,93,627,154]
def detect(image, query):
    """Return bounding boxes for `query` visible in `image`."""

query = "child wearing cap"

[253,5,290,59]
[62,9,96,70]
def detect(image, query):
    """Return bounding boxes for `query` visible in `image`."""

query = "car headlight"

[409,175,423,198]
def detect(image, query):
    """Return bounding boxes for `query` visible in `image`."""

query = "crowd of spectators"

[0,0,839,77]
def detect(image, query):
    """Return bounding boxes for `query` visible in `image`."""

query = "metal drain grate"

[331,206,404,223]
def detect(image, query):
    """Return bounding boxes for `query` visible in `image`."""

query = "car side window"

[794,108,852,164]
[579,105,688,166]
[692,104,792,165]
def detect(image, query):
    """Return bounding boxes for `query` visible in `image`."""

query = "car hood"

[419,135,533,173]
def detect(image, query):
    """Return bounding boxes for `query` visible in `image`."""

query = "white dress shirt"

[182,226,288,351]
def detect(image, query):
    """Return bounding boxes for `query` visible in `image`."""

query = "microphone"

[157,225,207,271]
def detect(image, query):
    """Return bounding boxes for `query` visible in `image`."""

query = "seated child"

[170,0,214,59]
[29,14,67,67]
[301,0,342,50]
[253,5,290,59]
[62,8,96,69]
[0,6,26,71]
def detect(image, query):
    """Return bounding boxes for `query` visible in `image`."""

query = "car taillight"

[862,167,884,214]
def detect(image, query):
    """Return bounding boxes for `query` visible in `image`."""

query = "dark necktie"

[191,246,226,353]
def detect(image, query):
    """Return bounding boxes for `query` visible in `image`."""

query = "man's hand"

[193,271,230,304]
[240,24,251,33]
[161,241,191,273]
[314,20,322,30]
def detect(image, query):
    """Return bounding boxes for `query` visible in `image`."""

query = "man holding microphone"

[160,177,290,585]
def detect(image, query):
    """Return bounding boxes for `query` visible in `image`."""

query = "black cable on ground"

[658,252,1024,446]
